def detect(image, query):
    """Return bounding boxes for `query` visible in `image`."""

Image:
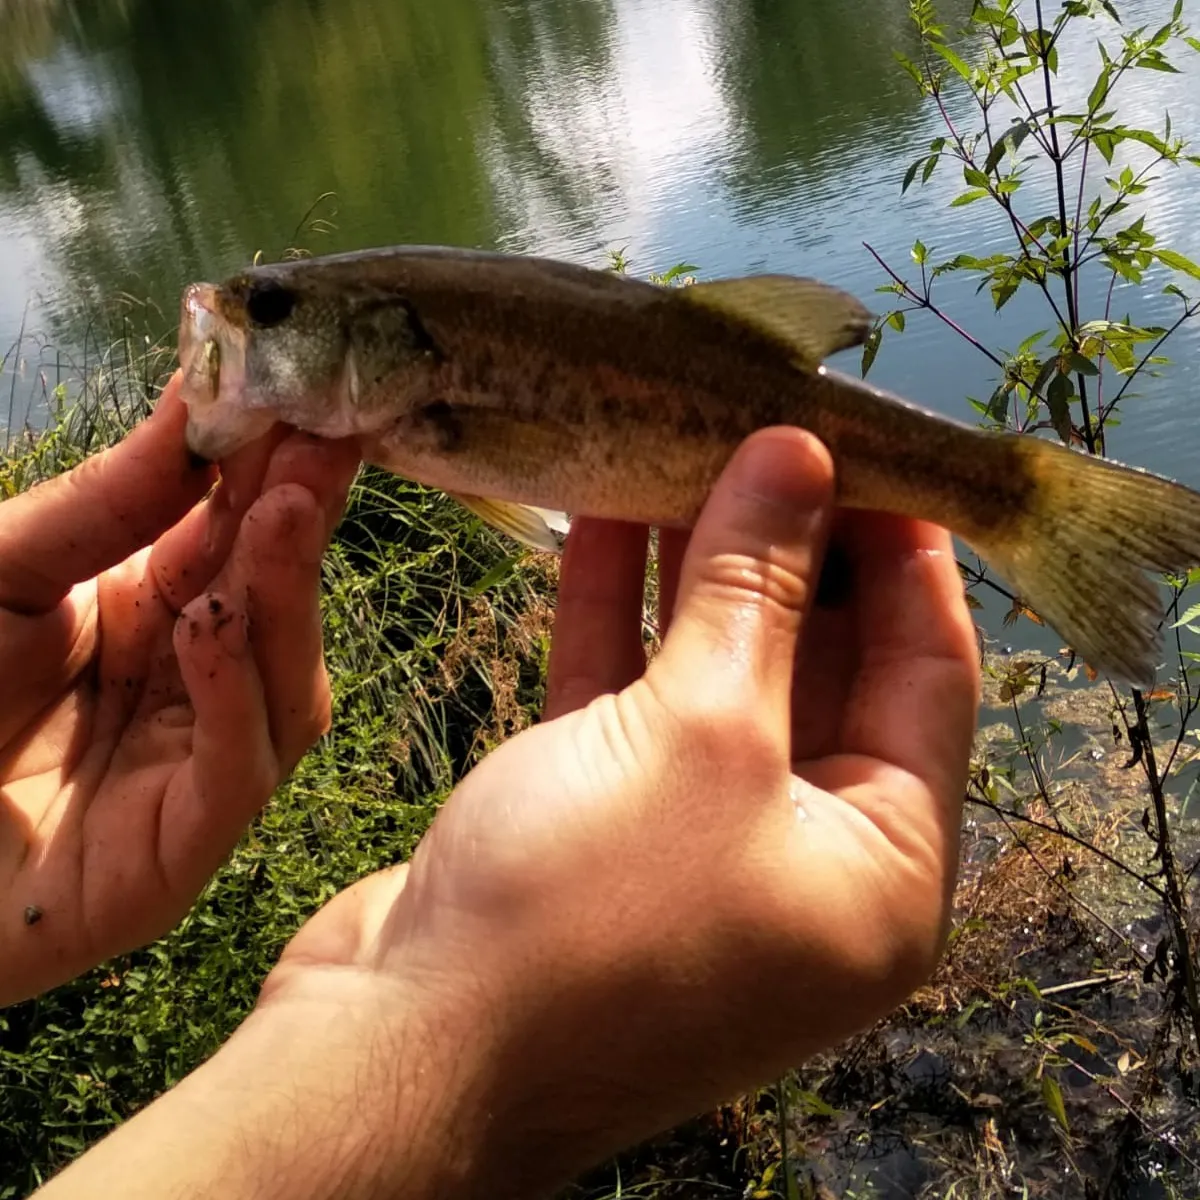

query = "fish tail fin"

[965,437,1200,688]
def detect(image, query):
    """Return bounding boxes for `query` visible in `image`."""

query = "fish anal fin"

[681,276,873,369]
[449,492,570,554]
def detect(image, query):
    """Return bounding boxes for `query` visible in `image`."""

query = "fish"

[176,244,1200,689]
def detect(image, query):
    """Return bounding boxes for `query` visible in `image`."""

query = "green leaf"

[1138,56,1181,74]
[964,166,990,188]
[887,310,907,333]
[794,1090,840,1118]
[133,1032,150,1055]
[1047,373,1075,443]
[861,326,883,378]
[1041,1072,1070,1134]
[894,51,925,88]
[1032,355,1059,398]
[1118,126,1169,155]
[1185,36,1200,54]
[1087,63,1112,113]
[902,157,922,193]
[1154,248,1200,280]
[657,261,700,284]
[1171,601,1200,629]
[931,41,973,81]
[991,276,1020,309]
[911,239,928,265]
[469,554,522,596]
[950,188,990,207]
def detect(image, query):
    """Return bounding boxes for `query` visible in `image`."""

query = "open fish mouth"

[177,282,274,461]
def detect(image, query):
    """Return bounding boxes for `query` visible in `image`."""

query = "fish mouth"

[177,282,273,461]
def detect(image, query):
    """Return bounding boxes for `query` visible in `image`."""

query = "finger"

[655,527,691,634]
[544,518,649,720]
[256,430,361,543]
[651,428,835,732]
[220,482,341,775]
[831,511,980,799]
[161,588,277,891]
[149,427,357,615]
[147,424,292,614]
[0,374,215,614]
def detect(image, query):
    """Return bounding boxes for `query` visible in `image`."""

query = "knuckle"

[695,550,813,618]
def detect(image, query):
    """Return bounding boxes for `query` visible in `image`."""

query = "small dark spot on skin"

[188,618,201,640]
[187,449,213,471]
[603,449,616,468]
[815,540,853,609]
[208,596,223,616]
[599,396,621,423]
[67,540,78,551]
[134,599,141,608]
[212,612,234,634]
[181,568,190,578]
[125,677,134,688]
[24,905,43,927]
[209,670,217,680]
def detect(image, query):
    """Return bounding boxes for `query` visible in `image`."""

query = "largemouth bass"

[177,244,1200,688]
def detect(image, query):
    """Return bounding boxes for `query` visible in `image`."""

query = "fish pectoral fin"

[448,493,571,554]
[680,276,873,369]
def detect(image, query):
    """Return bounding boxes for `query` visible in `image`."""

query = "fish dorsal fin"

[448,492,571,554]
[680,275,873,370]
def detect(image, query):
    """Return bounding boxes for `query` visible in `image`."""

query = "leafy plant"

[862,0,1200,1190]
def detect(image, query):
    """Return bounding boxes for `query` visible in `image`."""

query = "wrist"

[34,965,499,1200]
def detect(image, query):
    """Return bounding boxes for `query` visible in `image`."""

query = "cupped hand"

[257,427,981,1197]
[0,374,359,1005]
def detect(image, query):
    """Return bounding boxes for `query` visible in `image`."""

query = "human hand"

[0,373,359,1005]
[248,426,979,1197]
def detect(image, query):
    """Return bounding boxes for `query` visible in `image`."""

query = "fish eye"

[245,283,296,328]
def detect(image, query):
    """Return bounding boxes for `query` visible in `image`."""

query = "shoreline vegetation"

[5,1,1200,1193]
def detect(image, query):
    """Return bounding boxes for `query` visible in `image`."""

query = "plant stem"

[1131,687,1200,1048]
[1034,0,1097,454]
[862,242,1008,371]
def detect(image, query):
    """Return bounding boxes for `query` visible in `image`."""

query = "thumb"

[650,428,835,733]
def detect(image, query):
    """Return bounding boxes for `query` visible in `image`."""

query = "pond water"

[2,0,1200,648]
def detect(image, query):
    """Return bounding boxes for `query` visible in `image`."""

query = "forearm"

[33,972,491,1200]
